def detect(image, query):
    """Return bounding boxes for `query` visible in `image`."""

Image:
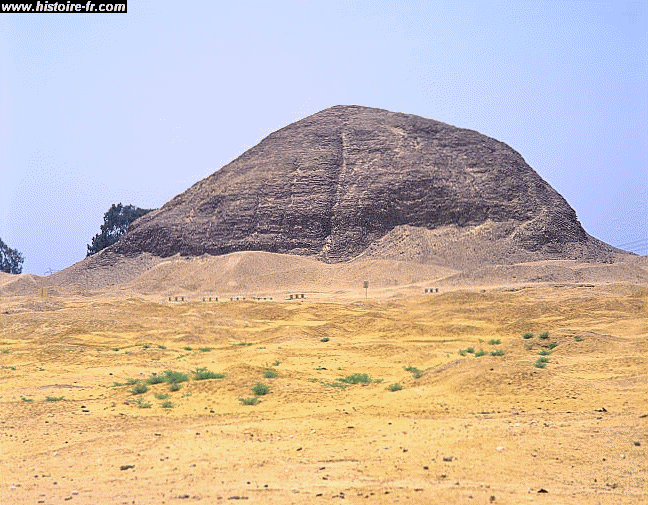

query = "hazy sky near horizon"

[1,0,646,275]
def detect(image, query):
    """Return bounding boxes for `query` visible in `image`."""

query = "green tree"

[86,203,155,256]
[0,237,24,274]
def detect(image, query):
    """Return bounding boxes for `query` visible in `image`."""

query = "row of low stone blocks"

[425,288,439,293]
[168,296,275,302]
[287,293,306,300]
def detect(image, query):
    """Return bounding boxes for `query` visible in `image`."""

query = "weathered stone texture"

[112,105,606,262]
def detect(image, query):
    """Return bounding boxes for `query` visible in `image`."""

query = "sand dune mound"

[124,251,457,296]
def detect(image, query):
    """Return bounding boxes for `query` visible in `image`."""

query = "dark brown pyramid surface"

[111,105,616,264]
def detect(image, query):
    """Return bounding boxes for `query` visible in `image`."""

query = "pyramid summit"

[111,105,620,266]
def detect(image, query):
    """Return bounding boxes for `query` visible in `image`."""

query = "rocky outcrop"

[111,105,621,264]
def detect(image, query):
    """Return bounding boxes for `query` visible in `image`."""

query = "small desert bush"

[404,366,423,378]
[522,332,534,339]
[130,383,149,395]
[135,398,152,408]
[524,343,534,350]
[157,344,166,349]
[21,397,33,402]
[272,360,281,366]
[547,342,559,350]
[198,347,213,352]
[538,332,549,340]
[146,374,166,385]
[338,373,372,384]
[263,369,278,379]
[574,336,584,342]
[487,339,501,345]
[142,344,151,349]
[387,383,403,392]
[161,400,175,409]
[155,393,170,400]
[252,382,271,396]
[163,370,189,384]
[192,367,225,380]
[45,396,64,402]
[233,341,254,347]
[169,383,182,392]
[325,382,348,389]
[490,349,505,357]
[239,397,259,405]
[126,378,139,385]
[320,337,330,342]
[474,349,487,357]
[538,350,552,356]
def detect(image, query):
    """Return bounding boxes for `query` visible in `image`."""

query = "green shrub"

[263,369,278,379]
[465,347,475,354]
[45,396,64,401]
[146,374,166,385]
[198,347,213,352]
[183,346,192,351]
[154,393,170,400]
[325,382,348,389]
[537,356,550,363]
[161,400,174,409]
[192,367,225,380]
[163,370,189,384]
[130,383,149,395]
[534,360,547,368]
[404,366,423,378]
[490,349,505,356]
[135,398,152,408]
[547,342,559,350]
[522,332,534,339]
[574,336,584,342]
[387,383,403,392]
[538,332,549,340]
[157,344,166,349]
[474,349,487,357]
[239,397,259,405]
[458,350,467,356]
[142,344,151,349]
[169,383,181,392]
[272,360,281,366]
[338,373,372,384]
[524,343,534,350]
[487,339,501,345]
[21,397,33,402]
[320,337,330,342]
[252,382,271,396]
[125,378,139,385]
[538,350,552,356]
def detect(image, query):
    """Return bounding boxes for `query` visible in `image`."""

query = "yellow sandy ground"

[1,284,646,504]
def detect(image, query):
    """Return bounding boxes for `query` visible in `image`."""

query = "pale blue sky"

[1,0,646,274]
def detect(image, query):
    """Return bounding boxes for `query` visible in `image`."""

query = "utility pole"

[363,280,369,299]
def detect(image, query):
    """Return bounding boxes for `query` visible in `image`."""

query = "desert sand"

[1,256,647,504]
